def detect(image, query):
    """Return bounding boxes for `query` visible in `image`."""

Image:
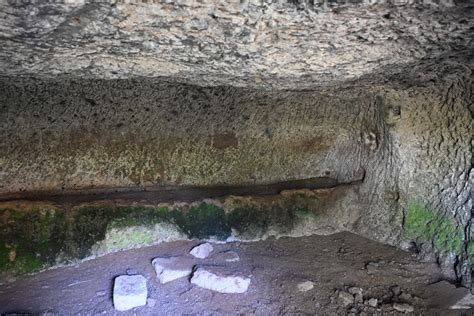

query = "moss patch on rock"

[467,241,474,262]
[404,202,463,253]
[0,208,65,274]
[0,195,323,276]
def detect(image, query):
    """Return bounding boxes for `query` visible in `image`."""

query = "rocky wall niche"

[0,0,472,292]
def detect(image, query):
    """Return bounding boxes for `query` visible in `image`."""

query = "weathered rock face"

[0,1,472,88]
[0,0,472,289]
[0,70,470,285]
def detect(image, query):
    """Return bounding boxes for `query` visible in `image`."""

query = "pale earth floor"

[0,232,472,315]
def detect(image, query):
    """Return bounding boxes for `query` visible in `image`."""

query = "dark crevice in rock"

[0,172,365,206]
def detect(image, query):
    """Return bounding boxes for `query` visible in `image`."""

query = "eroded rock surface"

[0,1,472,89]
[0,0,471,291]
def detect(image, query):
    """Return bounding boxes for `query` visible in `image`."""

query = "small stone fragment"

[95,290,107,297]
[190,266,251,294]
[190,243,214,259]
[348,287,363,303]
[393,303,414,313]
[339,291,354,307]
[368,298,378,307]
[152,256,194,284]
[297,280,314,292]
[113,275,147,312]
[348,287,363,296]
[126,268,138,275]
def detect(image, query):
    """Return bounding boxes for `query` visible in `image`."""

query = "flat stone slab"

[113,275,147,311]
[152,256,195,284]
[190,266,251,294]
[190,243,214,259]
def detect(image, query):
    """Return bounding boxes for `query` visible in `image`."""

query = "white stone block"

[113,275,147,311]
[152,256,194,284]
[190,266,250,294]
[190,243,214,259]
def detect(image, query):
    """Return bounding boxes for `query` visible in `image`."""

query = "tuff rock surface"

[0,0,472,291]
[0,0,472,89]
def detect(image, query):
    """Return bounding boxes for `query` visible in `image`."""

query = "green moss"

[467,241,474,262]
[104,229,155,250]
[226,204,317,237]
[0,243,11,271]
[14,254,44,274]
[404,202,463,253]
[0,208,64,275]
[107,207,170,229]
[176,203,231,240]
[294,207,313,217]
[0,198,322,276]
[226,206,269,236]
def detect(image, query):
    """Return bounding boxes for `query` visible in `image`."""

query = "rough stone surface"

[0,0,472,291]
[113,275,147,312]
[190,243,214,259]
[0,1,472,89]
[0,68,471,286]
[152,256,194,284]
[190,266,251,294]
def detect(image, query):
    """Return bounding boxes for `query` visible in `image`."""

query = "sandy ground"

[0,232,471,315]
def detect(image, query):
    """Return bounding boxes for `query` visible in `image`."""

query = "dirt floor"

[0,232,472,315]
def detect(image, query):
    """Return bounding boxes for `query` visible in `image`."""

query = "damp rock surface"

[113,275,147,312]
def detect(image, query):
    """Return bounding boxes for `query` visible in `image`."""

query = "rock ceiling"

[0,0,473,89]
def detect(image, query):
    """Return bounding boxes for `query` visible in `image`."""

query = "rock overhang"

[0,0,472,89]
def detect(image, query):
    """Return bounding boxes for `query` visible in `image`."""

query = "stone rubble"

[348,287,363,303]
[190,266,251,294]
[152,256,194,284]
[190,243,214,259]
[338,291,354,307]
[113,275,147,312]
